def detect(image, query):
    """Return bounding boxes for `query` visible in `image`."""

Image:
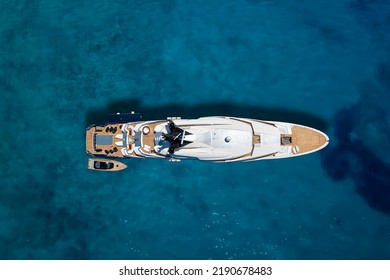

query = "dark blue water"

[1,0,390,259]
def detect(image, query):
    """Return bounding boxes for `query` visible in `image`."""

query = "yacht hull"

[86,116,329,162]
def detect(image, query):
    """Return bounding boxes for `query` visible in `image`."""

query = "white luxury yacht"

[86,114,329,164]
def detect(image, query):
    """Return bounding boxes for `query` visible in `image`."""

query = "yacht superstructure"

[86,115,329,163]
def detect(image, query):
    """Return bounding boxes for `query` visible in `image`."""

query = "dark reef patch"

[321,102,390,215]
[304,18,346,44]
[349,0,371,12]
[321,145,351,181]
[349,0,390,13]
[160,0,177,14]
[245,0,273,4]
[377,62,390,90]
[349,0,390,47]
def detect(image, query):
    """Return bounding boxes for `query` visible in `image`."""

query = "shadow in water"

[85,98,329,131]
[321,104,390,215]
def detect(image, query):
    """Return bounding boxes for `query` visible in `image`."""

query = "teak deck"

[139,122,162,154]
[289,125,328,154]
[86,121,166,158]
[86,124,126,157]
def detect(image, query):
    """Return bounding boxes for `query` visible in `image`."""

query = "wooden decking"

[86,128,95,152]
[252,135,261,144]
[288,125,328,154]
[86,123,132,158]
[139,121,164,154]
[86,121,166,157]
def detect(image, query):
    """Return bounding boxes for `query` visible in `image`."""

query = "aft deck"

[86,121,166,158]
[86,124,128,157]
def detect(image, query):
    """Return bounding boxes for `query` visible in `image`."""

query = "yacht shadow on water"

[85,98,328,131]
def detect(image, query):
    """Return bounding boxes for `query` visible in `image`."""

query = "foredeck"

[289,125,328,154]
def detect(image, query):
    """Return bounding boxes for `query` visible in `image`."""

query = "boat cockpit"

[162,121,193,154]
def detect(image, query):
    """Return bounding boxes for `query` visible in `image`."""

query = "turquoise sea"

[1,0,389,259]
